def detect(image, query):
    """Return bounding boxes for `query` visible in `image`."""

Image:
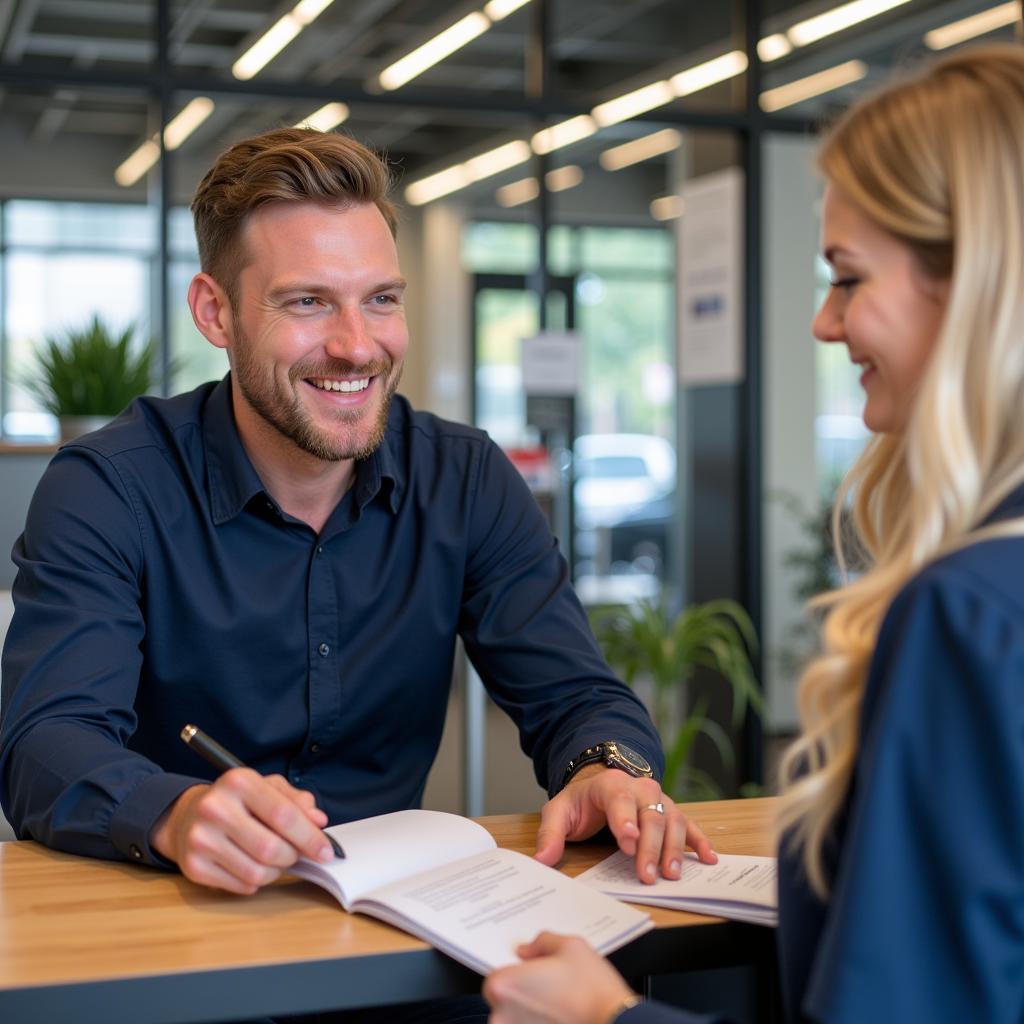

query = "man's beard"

[231,327,401,462]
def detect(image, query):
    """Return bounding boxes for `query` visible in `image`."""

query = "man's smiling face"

[227,200,408,462]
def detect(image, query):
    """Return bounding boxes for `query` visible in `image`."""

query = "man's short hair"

[191,127,397,306]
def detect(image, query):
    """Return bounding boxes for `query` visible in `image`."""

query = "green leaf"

[22,315,164,417]
[592,594,762,801]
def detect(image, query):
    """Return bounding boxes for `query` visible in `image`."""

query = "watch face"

[610,742,652,775]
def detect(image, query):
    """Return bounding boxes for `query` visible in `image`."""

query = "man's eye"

[373,294,397,305]
[296,297,319,307]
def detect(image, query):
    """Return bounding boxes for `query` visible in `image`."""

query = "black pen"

[180,724,344,859]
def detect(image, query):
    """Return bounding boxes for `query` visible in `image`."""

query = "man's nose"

[323,305,374,365]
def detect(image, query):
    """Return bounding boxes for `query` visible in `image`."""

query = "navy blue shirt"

[0,378,661,866]
[621,482,1024,1023]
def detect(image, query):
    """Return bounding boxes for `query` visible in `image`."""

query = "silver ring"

[641,802,665,815]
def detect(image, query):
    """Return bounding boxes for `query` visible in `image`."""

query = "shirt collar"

[202,374,403,525]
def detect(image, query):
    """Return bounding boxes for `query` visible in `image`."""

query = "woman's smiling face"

[813,184,950,435]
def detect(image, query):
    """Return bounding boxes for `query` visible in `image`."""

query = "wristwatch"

[561,740,653,789]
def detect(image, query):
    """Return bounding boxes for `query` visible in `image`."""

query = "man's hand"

[484,931,634,1024]
[535,765,716,882]
[150,769,335,894]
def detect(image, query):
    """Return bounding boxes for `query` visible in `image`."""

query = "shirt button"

[129,844,143,860]
[310,742,321,753]
[318,643,330,657]
[316,545,324,556]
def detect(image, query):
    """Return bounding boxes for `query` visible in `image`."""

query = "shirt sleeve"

[458,438,663,795]
[0,446,205,865]
[803,564,1024,1022]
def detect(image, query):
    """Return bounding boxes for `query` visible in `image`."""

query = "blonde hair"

[778,45,1024,897]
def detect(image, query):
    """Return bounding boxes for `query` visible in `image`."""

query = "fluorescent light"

[760,59,867,112]
[758,33,793,61]
[925,2,1019,49]
[405,139,531,205]
[296,101,350,131]
[671,50,747,96]
[406,166,471,205]
[531,115,596,154]
[163,97,214,150]
[116,97,215,186]
[379,12,490,90]
[294,0,334,18]
[592,80,675,127]
[496,177,540,207]
[484,0,531,20]
[591,52,740,128]
[464,139,532,179]
[650,195,685,221]
[233,18,299,79]
[232,0,335,80]
[115,139,161,187]
[788,0,911,47]
[599,128,681,171]
[546,165,583,191]
[494,165,583,206]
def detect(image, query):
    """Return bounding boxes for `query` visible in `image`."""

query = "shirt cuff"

[109,771,208,868]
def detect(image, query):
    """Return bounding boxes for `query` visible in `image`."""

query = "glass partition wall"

[1,0,1019,794]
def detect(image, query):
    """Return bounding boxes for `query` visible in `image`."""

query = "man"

[0,129,712,906]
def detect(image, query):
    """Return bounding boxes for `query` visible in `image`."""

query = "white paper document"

[288,809,653,974]
[576,850,777,927]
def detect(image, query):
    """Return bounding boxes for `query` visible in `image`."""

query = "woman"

[484,44,1024,1024]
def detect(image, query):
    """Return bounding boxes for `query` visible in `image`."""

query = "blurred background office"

[0,0,1018,819]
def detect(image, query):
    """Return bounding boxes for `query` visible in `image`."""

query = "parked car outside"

[573,433,676,585]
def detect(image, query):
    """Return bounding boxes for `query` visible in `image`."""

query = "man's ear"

[188,272,234,352]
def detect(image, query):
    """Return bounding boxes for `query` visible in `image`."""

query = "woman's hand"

[484,931,637,1024]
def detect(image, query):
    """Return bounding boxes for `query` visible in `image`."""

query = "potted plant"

[24,315,158,442]
[591,598,762,801]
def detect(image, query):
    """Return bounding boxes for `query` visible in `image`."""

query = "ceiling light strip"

[379,12,490,90]
[406,139,532,205]
[599,128,681,171]
[592,80,675,127]
[378,0,534,92]
[484,0,531,20]
[496,177,540,207]
[924,1,1019,49]
[757,33,793,61]
[760,59,867,112]
[296,102,350,131]
[531,115,596,154]
[671,50,747,96]
[650,195,685,221]
[546,165,583,191]
[114,140,161,188]
[495,165,583,207]
[163,97,215,150]
[787,0,911,47]
[232,0,335,81]
[116,97,216,186]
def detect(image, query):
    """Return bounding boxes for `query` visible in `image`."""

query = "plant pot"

[59,415,111,443]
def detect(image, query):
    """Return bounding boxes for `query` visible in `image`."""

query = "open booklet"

[576,850,777,927]
[288,809,653,975]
